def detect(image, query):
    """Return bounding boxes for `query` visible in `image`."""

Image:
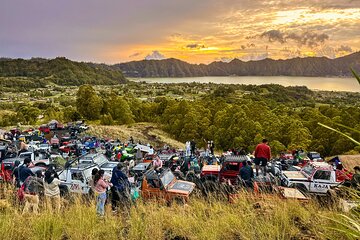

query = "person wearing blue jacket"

[110,163,130,212]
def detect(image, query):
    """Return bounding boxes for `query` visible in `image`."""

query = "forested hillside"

[0,57,127,89]
[2,82,359,157]
[115,52,360,77]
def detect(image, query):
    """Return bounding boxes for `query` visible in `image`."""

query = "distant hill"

[114,52,360,78]
[0,57,127,88]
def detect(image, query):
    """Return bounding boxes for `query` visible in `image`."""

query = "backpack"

[17,183,25,202]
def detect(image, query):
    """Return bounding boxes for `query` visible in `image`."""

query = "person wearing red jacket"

[254,139,271,176]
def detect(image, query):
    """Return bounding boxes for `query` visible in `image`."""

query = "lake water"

[131,76,360,92]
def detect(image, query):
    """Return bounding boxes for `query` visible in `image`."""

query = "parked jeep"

[141,168,195,202]
[18,151,51,167]
[79,153,118,176]
[58,163,99,195]
[200,155,250,184]
[280,162,342,194]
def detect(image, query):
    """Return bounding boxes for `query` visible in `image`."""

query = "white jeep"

[280,162,341,195]
[58,163,99,195]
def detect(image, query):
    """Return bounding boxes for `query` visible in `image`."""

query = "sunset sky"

[1,0,360,64]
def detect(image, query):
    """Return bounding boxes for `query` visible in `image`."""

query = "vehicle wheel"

[326,189,340,209]
[201,180,220,196]
[185,172,198,183]
[35,163,46,168]
[290,183,308,196]
[172,196,186,205]
[59,185,70,198]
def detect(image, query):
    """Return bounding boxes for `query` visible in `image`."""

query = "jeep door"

[309,170,331,193]
[69,170,87,193]
[221,162,240,182]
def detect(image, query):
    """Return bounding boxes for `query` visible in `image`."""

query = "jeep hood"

[283,171,307,180]
[202,165,221,173]
[167,180,195,195]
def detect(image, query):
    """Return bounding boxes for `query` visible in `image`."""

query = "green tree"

[107,96,135,124]
[76,85,103,120]
[100,114,114,125]
[287,120,312,150]
[17,106,41,124]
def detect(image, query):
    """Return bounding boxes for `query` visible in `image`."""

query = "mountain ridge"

[0,57,127,88]
[114,52,360,78]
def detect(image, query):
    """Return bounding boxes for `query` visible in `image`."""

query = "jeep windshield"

[301,165,314,177]
[160,170,176,189]
[81,154,108,166]
[310,153,321,159]
[83,168,94,182]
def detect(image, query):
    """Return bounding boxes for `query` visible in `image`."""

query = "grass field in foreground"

[0,187,359,240]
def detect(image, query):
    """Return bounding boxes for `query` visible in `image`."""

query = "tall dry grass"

[0,183,359,240]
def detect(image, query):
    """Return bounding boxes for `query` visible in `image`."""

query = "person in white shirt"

[186,141,191,156]
[148,146,154,155]
[43,168,61,213]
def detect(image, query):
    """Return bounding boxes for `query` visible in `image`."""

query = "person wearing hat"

[22,170,44,214]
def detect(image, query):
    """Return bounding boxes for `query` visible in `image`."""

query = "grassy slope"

[338,155,360,170]
[1,124,359,240]
[0,185,358,240]
[87,123,185,149]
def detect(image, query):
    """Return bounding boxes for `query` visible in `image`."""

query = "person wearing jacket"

[11,160,21,188]
[110,163,130,212]
[94,170,111,216]
[239,161,254,189]
[22,170,44,214]
[43,168,61,213]
[19,158,34,185]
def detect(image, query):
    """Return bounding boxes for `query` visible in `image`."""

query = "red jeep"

[59,144,77,154]
[39,124,51,134]
[201,155,249,184]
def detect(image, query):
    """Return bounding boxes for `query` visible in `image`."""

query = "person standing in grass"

[43,168,61,213]
[22,170,43,215]
[254,139,271,177]
[239,161,254,189]
[19,158,34,185]
[89,168,99,197]
[110,163,130,212]
[94,170,111,216]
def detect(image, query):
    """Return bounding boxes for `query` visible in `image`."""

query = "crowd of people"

[2,132,360,217]
[12,159,61,214]
[10,158,132,217]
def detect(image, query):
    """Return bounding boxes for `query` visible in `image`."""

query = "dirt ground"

[338,154,360,170]
[86,123,185,149]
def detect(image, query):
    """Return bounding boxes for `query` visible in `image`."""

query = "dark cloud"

[260,29,329,47]
[260,30,286,43]
[129,52,142,58]
[336,45,353,52]
[286,31,329,47]
[185,44,206,49]
[145,50,165,60]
